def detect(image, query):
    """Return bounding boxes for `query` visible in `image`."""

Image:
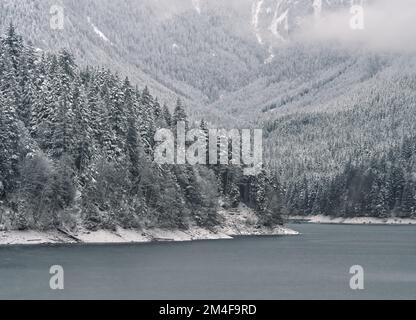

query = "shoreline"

[287,215,416,226]
[0,204,299,246]
[0,225,299,246]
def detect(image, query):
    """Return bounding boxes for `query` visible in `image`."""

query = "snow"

[289,215,416,225]
[0,230,73,245]
[87,17,112,44]
[269,5,288,41]
[172,43,179,53]
[264,45,275,64]
[0,205,298,246]
[216,204,299,236]
[252,0,264,44]
[252,0,289,55]
[313,0,322,19]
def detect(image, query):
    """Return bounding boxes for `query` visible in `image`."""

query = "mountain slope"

[0,0,185,106]
[2,0,416,219]
[0,0,268,111]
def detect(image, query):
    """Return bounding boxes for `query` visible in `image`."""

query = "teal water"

[0,224,415,300]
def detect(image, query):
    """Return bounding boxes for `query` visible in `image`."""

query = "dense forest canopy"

[0,25,282,231]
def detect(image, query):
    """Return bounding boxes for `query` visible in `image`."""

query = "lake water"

[0,224,415,300]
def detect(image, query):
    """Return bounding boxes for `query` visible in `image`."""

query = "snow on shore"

[289,215,416,225]
[0,230,72,246]
[216,204,299,236]
[0,205,298,246]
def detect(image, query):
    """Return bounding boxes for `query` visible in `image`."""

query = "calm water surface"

[0,224,415,299]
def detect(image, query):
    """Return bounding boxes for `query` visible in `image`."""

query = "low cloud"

[298,0,416,53]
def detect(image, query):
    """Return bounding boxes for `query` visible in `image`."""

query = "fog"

[150,0,416,53]
[298,0,416,53]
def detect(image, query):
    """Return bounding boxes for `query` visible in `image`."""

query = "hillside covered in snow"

[1,0,416,222]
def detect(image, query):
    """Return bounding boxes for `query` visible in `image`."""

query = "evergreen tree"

[173,98,188,127]
[0,94,20,194]
[2,23,23,71]
[162,103,172,127]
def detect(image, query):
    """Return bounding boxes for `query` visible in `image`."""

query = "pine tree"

[51,89,75,159]
[0,49,19,109]
[0,94,20,194]
[400,180,416,218]
[30,78,58,150]
[173,98,188,127]
[2,23,23,71]
[137,86,156,154]
[153,98,162,121]
[162,103,172,127]
[125,80,147,195]
[72,77,94,177]
[17,41,37,126]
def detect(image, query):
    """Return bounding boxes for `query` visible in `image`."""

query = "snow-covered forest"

[264,71,416,218]
[0,25,282,231]
[1,0,416,232]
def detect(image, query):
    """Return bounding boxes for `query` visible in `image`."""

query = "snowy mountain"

[250,0,349,42]
[1,0,416,219]
[0,0,359,108]
[0,0,351,103]
[0,0,262,110]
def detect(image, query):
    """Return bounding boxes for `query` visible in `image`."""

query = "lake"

[0,224,415,300]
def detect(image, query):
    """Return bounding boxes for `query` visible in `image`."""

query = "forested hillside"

[1,0,415,221]
[0,25,282,231]
[262,54,416,218]
[0,0,266,117]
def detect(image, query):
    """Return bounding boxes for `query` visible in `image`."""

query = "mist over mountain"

[0,0,264,109]
[0,0,360,108]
